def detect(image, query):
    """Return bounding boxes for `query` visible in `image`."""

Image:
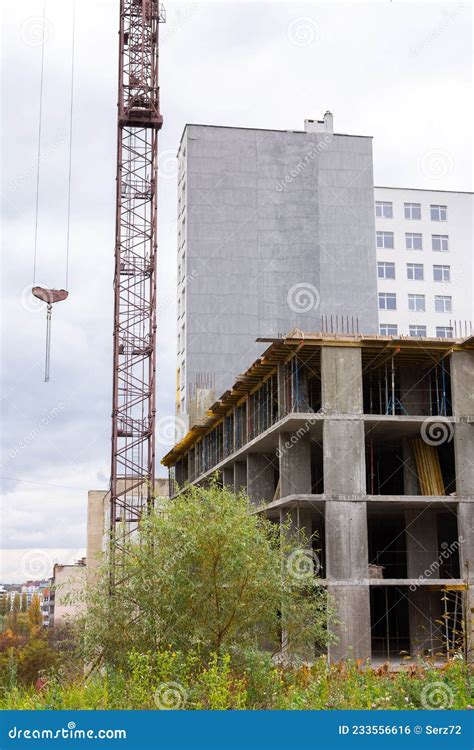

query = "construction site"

[4,0,473,687]
[162,332,474,663]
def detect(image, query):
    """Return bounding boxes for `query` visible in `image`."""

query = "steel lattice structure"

[110,0,165,582]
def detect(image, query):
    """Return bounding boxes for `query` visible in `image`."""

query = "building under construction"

[162,332,474,663]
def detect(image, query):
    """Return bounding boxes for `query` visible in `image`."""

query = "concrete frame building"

[175,117,473,429]
[163,332,474,663]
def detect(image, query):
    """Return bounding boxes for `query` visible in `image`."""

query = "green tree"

[0,594,7,617]
[21,592,27,613]
[80,480,333,668]
[27,595,42,637]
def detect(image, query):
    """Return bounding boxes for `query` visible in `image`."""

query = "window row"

[375,201,447,221]
[378,293,452,313]
[378,262,451,282]
[377,231,449,251]
[380,323,454,338]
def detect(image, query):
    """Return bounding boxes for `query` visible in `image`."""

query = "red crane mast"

[109,0,165,582]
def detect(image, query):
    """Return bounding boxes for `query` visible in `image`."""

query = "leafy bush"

[77,481,333,668]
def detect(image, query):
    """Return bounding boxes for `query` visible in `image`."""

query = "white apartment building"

[375,187,473,338]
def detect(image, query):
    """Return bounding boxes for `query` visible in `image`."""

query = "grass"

[1,650,472,711]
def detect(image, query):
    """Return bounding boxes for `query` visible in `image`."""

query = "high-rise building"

[374,186,473,339]
[176,117,473,428]
[176,115,379,428]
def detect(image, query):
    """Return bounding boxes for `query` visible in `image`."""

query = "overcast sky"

[1,0,472,583]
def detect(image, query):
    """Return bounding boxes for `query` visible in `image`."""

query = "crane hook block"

[32,287,69,305]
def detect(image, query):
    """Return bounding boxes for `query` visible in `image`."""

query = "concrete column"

[405,509,438,578]
[234,461,247,494]
[454,423,474,496]
[279,505,315,661]
[324,420,366,495]
[399,367,430,416]
[325,501,368,582]
[328,585,371,662]
[247,454,275,506]
[222,466,234,490]
[279,431,312,497]
[325,500,370,661]
[451,351,474,417]
[402,438,420,495]
[458,502,474,659]
[321,347,363,414]
[451,351,474,496]
[280,506,312,541]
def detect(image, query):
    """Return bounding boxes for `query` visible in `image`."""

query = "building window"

[408,293,425,312]
[405,232,423,250]
[404,202,421,220]
[433,265,450,282]
[181,359,185,386]
[430,204,447,221]
[432,234,449,252]
[375,200,393,218]
[434,295,452,313]
[380,323,398,336]
[379,292,397,310]
[407,263,424,280]
[436,326,453,338]
[377,261,396,279]
[376,231,394,249]
[177,331,181,352]
[409,325,427,337]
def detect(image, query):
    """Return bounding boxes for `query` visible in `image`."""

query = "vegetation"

[0,652,471,710]
[78,481,332,667]
[1,483,472,710]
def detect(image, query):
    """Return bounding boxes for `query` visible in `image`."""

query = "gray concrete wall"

[278,431,312,496]
[180,124,378,423]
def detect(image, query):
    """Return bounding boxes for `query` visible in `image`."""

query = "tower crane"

[109,0,165,584]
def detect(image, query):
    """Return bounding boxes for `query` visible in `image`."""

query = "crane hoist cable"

[31,0,76,381]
